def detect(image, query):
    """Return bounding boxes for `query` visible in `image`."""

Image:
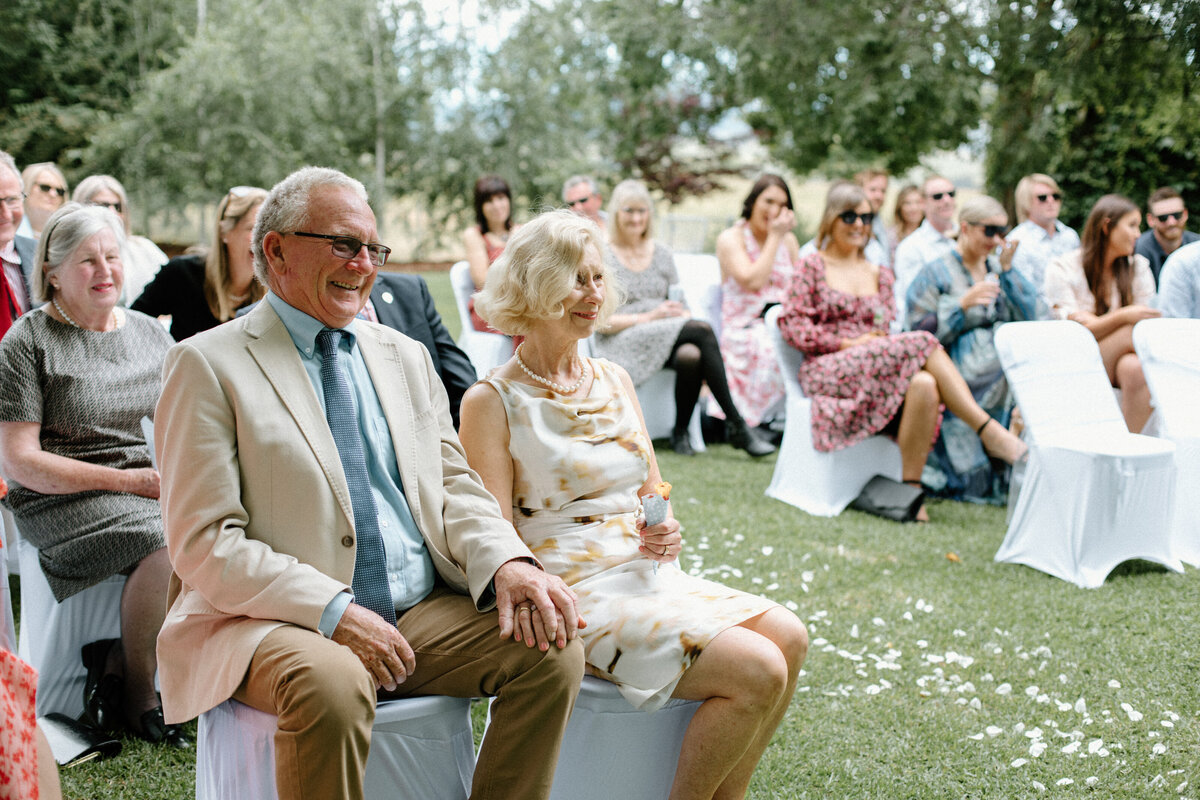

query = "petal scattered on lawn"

[1108,679,1121,688]
[1011,758,1028,768]
[1121,702,1144,722]
[1056,778,1074,786]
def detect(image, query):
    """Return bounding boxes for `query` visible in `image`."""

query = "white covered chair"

[993,321,1180,588]
[1,517,14,652]
[762,305,902,516]
[196,695,476,800]
[449,260,513,379]
[16,539,125,718]
[674,253,723,333]
[1133,318,1200,566]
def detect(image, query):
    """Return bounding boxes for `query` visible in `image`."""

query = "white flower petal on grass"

[1086,776,1099,786]
[969,698,982,710]
[1121,702,1144,722]
[1011,758,1028,768]
[1057,778,1074,786]
[784,601,799,611]
[986,725,1004,737]
[801,570,815,583]
[1088,739,1104,754]
[996,683,1013,695]
[761,545,774,556]
[1030,742,1047,757]
[1032,780,1046,792]
[1056,701,1072,712]
[1108,679,1121,688]
[1025,685,1040,698]
[850,624,859,638]
[968,732,985,740]
[953,628,967,637]
[1025,727,1043,739]
[1061,741,1080,754]
[872,617,886,627]
[902,611,913,621]
[1153,743,1168,756]
[1075,698,1087,714]
[1013,722,1026,734]
[1176,781,1188,793]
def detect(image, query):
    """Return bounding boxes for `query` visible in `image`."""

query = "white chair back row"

[449,260,513,379]
[994,321,1182,588]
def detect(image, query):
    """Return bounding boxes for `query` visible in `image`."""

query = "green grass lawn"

[46,272,1200,797]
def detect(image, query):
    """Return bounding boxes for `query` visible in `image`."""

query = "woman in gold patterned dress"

[460,210,808,800]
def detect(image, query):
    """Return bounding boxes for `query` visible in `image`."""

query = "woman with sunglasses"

[17,163,69,241]
[462,174,517,332]
[713,174,801,435]
[1044,194,1160,432]
[778,184,1027,521]
[72,175,169,306]
[904,196,1042,502]
[592,179,775,457]
[133,186,268,341]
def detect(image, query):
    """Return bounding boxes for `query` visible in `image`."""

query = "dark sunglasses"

[92,200,123,213]
[1036,192,1063,202]
[565,197,591,208]
[928,190,956,201]
[37,183,66,197]
[1154,210,1185,223]
[968,221,1009,238]
[838,210,876,226]
[283,231,391,267]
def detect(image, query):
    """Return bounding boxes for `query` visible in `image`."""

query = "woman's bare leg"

[921,349,1025,463]
[1096,324,1136,384]
[120,547,171,726]
[896,371,939,522]
[667,609,807,800]
[1115,352,1152,433]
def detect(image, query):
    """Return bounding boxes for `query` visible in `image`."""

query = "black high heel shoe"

[727,420,777,457]
[81,639,123,732]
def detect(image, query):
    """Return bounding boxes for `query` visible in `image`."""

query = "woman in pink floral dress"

[778,184,1026,521]
[713,174,800,429]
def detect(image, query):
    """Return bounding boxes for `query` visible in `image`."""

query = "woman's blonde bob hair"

[607,179,654,243]
[957,195,1008,226]
[474,210,621,336]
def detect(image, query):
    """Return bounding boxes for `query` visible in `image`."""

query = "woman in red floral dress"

[778,184,1026,520]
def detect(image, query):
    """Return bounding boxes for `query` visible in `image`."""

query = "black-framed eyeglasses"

[968,221,1009,238]
[928,190,956,201]
[565,196,590,208]
[1035,192,1063,202]
[1154,210,1185,223]
[0,194,25,209]
[838,210,876,226]
[283,231,391,267]
[36,183,66,197]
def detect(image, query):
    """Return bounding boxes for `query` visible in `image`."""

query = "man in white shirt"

[1158,240,1200,319]
[893,175,957,324]
[1006,173,1080,298]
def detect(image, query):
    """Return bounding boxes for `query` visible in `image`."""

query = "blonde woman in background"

[132,186,267,340]
[73,175,168,305]
[17,163,68,241]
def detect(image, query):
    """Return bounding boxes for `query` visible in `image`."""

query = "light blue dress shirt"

[1007,219,1080,297]
[265,293,435,635]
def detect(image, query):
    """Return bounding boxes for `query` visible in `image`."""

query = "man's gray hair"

[252,166,368,285]
[0,151,19,184]
[34,203,126,303]
[561,175,599,202]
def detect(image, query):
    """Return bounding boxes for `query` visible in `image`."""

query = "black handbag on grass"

[850,475,925,523]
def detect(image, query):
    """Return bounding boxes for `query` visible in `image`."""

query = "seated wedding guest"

[800,181,888,268]
[154,167,583,800]
[562,175,607,233]
[906,196,1043,502]
[592,179,774,457]
[778,184,1027,522]
[1158,240,1200,319]
[1045,194,1160,432]
[133,186,267,340]
[461,209,807,800]
[17,163,68,241]
[855,168,891,266]
[1006,173,1080,293]
[1135,187,1198,286]
[72,175,169,306]
[1,152,37,335]
[888,183,925,265]
[893,175,958,322]
[713,174,800,431]
[462,174,516,332]
[0,203,185,747]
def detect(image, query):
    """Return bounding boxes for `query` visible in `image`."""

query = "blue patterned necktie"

[316,329,396,626]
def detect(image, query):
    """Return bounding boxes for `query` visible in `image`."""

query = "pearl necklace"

[515,344,588,394]
[51,297,114,331]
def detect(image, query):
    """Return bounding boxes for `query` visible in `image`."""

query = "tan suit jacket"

[154,301,530,724]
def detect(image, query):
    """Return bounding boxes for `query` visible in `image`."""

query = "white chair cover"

[762,306,902,516]
[994,321,1180,587]
[196,695,475,800]
[0,516,14,652]
[449,260,513,379]
[2,508,21,575]
[1133,318,1200,566]
[674,253,722,333]
[16,539,125,717]
[549,676,700,800]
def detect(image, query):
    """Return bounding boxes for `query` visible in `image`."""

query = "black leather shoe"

[81,639,123,732]
[727,420,776,457]
[670,431,696,456]
[133,706,193,750]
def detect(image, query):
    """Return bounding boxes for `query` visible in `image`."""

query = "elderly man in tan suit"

[155,166,585,800]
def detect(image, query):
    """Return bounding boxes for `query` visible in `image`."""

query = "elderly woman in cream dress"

[459,210,807,800]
